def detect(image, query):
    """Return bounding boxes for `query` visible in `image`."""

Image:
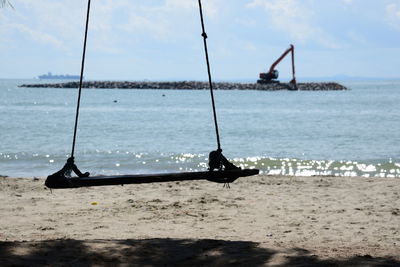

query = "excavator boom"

[258,44,297,89]
[268,44,294,73]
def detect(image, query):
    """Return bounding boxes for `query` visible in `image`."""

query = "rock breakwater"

[20,81,348,91]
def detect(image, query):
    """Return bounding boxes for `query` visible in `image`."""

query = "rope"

[69,0,220,158]
[71,0,91,158]
[197,0,221,151]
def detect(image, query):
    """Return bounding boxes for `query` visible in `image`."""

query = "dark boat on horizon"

[38,72,81,80]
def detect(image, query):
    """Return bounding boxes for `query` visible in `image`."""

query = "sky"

[1,0,400,81]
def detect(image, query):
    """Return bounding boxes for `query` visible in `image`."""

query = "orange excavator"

[257,44,297,89]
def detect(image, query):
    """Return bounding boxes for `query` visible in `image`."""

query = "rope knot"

[201,32,208,39]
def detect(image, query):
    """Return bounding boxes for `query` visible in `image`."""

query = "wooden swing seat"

[45,169,259,189]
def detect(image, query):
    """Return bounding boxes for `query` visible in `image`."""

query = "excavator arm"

[258,44,297,89]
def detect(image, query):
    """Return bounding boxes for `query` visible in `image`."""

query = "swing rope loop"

[197,0,222,151]
[71,0,91,159]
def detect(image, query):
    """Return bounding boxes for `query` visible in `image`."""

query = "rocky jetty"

[20,81,348,91]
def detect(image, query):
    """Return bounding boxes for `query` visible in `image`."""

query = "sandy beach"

[0,175,399,266]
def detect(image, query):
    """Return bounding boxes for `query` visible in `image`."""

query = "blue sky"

[1,0,400,80]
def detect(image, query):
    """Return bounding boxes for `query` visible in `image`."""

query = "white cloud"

[1,0,223,54]
[246,0,342,48]
[346,30,368,45]
[16,0,84,36]
[114,0,222,42]
[13,23,66,50]
[119,15,171,41]
[342,0,354,5]
[385,3,400,30]
[247,0,313,42]
[0,0,87,52]
[165,0,221,18]
[165,0,197,10]
[242,41,257,51]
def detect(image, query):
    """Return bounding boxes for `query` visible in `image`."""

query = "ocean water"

[1,79,399,178]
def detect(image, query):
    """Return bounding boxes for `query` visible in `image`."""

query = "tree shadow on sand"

[0,238,398,266]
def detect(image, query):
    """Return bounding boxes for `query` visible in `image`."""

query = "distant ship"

[38,72,81,80]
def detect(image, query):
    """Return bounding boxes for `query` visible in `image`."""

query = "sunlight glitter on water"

[1,151,400,178]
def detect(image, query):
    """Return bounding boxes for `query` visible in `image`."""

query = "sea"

[1,79,399,178]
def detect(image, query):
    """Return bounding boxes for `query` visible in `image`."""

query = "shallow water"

[1,79,399,177]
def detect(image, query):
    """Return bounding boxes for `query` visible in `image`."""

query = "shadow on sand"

[0,238,398,266]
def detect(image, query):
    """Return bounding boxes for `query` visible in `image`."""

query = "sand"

[0,175,399,266]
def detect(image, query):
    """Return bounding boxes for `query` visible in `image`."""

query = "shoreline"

[1,175,399,265]
[19,80,349,91]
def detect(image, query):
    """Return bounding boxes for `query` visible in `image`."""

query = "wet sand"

[0,175,399,266]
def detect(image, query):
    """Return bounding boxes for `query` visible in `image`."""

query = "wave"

[1,151,399,178]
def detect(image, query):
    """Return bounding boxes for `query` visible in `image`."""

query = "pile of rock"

[296,82,348,91]
[20,81,348,91]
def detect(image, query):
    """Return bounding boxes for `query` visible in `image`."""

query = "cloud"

[12,23,67,50]
[346,30,368,45]
[16,0,84,36]
[342,0,354,4]
[1,0,223,54]
[247,0,315,42]
[246,0,342,48]
[0,0,87,52]
[385,3,400,30]
[164,0,221,17]
[114,0,222,42]
[165,0,197,10]
[242,41,257,51]
[118,14,171,41]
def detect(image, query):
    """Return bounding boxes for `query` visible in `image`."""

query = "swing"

[45,0,259,189]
